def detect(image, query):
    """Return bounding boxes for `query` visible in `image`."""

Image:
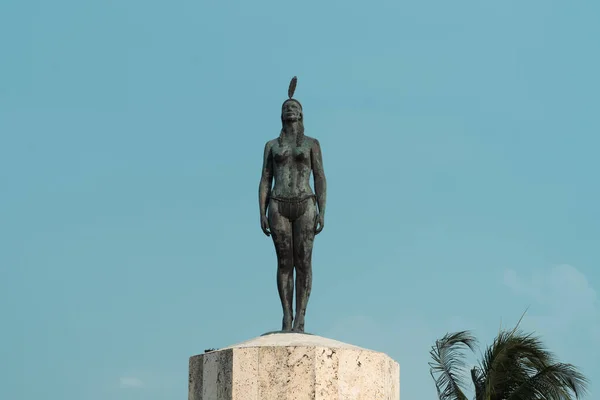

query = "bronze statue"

[259,77,327,333]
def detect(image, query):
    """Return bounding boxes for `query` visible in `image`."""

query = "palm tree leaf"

[431,311,588,400]
[429,331,477,400]
[480,329,556,400]
[507,363,589,400]
[479,327,589,400]
[471,366,485,400]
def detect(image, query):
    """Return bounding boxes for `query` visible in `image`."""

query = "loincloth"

[269,194,316,221]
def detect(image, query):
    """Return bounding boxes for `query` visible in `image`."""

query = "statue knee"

[294,258,312,275]
[277,251,294,271]
[293,247,312,271]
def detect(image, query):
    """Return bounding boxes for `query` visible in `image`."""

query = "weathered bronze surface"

[258,77,327,333]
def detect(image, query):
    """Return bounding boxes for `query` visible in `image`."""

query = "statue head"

[281,98,303,123]
[279,76,304,147]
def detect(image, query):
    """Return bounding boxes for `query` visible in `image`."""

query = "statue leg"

[291,198,317,333]
[268,200,294,331]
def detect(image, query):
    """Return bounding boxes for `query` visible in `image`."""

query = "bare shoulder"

[304,135,321,149]
[264,139,277,150]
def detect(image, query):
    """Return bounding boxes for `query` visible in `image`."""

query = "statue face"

[282,101,302,122]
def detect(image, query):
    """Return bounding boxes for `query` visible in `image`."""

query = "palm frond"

[471,366,485,400]
[507,363,589,400]
[431,310,588,400]
[506,307,529,338]
[479,326,589,400]
[429,331,477,400]
[480,329,555,400]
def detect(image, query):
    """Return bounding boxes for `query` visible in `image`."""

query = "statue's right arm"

[259,141,274,217]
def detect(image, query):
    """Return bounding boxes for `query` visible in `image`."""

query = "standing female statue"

[258,77,327,333]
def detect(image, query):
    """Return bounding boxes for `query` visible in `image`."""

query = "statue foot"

[282,314,293,331]
[292,316,305,333]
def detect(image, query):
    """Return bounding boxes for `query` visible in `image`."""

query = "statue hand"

[261,215,271,237]
[314,214,324,235]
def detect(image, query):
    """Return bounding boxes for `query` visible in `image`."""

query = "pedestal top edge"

[190,332,396,359]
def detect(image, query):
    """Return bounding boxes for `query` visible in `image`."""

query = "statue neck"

[282,122,301,139]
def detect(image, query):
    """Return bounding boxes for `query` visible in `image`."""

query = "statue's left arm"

[311,139,327,233]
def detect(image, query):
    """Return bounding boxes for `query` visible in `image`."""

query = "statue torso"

[270,137,314,199]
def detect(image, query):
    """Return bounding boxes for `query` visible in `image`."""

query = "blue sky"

[1,0,599,399]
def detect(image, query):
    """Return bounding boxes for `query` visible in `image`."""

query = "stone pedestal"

[189,333,400,400]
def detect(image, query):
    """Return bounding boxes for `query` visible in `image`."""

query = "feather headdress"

[283,76,302,110]
[279,76,304,147]
[288,76,297,99]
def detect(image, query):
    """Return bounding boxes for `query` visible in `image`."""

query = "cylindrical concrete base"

[189,333,400,400]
